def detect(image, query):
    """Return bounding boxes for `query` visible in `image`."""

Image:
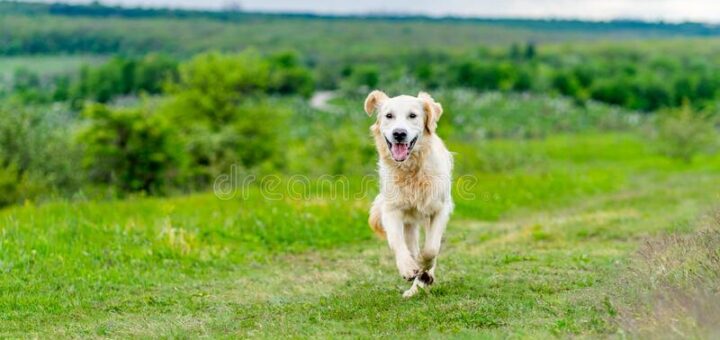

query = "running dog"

[364,90,453,298]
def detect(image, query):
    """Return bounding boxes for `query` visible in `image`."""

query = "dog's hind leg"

[369,195,386,238]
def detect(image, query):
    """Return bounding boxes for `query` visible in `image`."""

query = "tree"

[525,41,537,59]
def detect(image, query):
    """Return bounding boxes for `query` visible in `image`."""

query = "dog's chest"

[382,171,446,216]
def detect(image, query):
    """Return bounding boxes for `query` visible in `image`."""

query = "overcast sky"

[24,0,720,23]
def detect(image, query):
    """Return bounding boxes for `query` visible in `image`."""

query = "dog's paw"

[396,256,420,281]
[418,271,434,285]
[402,285,420,298]
[403,277,429,298]
[400,267,420,281]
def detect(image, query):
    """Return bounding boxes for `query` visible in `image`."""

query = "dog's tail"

[369,196,386,239]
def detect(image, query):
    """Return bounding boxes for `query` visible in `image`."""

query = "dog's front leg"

[420,205,451,285]
[404,223,420,261]
[382,209,420,281]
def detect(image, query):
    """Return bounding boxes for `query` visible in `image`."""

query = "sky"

[22,0,720,23]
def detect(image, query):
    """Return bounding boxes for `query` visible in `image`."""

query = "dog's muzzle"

[385,136,418,162]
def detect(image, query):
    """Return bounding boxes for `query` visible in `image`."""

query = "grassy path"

[12,170,717,338]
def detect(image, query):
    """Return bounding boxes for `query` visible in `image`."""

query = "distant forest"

[3,1,720,35]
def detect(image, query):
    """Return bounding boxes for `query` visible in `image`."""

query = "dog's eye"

[409,113,417,119]
[385,113,393,119]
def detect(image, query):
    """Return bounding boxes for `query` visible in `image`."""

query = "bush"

[77,103,184,193]
[0,163,47,207]
[591,77,632,107]
[512,66,533,91]
[11,68,49,103]
[653,104,718,162]
[168,50,271,123]
[69,54,178,107]
[164,51,293,183]
[0,163,20,207]
[173,100,289,183]
[267,51,315,97]
[346,64,380,90]
[552,71,586,102]
[72,57,135,104]
[0,104,81,205]
[294,123,376,175]
[450,60,515,91]
[132,53,179,94]
[631,76,673,111]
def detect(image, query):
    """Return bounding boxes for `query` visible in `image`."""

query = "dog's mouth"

[385,136,418,162]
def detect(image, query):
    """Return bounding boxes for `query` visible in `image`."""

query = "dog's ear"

[419,92,443,134]
[364,90,388,116]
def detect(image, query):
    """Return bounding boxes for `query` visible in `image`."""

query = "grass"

[1,133,719,337]
[612,210,720,338]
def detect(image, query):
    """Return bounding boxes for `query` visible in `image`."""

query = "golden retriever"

[364,90,453,298]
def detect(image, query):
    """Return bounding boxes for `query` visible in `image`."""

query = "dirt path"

[309,90,338,111]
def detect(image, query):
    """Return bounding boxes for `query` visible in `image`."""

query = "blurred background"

[1,0,720,337]
[2,0,720,202]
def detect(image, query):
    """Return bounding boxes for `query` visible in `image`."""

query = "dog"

[364,90,453,298]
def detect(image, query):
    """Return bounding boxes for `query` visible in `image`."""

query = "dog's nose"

[392,129,407,142]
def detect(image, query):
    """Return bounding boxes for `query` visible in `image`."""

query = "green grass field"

[2,133,719,337]
[2,3,720,337]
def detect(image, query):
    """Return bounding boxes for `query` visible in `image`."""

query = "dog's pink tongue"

[391,143,409,161]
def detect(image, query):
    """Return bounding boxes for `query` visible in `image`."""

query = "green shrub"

[174,101,289,183]
[11,68,49,103]
[591,77,632,107]
[0,104,81,205]
[68,54,178,107]
[449,60,516,91]
[0,163,20,206]
[552,71,585,101]
[291,123,375,175]
[168,50,271,123]
[169,50,314,113]
[346,64,380,90]
[513,66,533,91]
[132,53,179,94]
[653,104,718,162]
[164,51,292,183]
[0,163,48,207]
[77,103,184,193]
[630,76,673,111]
[72,57,135,104]
[267,51,315,97]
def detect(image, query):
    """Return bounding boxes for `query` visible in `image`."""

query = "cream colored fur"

[364,90,453,298]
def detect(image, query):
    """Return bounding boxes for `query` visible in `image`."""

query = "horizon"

[15,0,720,24]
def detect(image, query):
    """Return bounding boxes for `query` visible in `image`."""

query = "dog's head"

[364,90,443,163]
